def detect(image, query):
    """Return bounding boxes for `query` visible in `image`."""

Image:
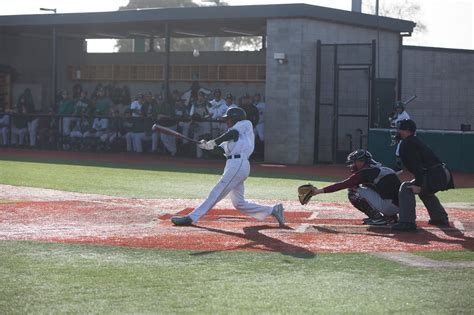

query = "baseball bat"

[402,95,417,106]
[152,124,200,144]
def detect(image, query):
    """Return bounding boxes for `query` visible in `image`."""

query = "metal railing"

[0,112,237,156]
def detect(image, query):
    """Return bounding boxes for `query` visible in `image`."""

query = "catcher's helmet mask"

[222,107,246,125]
[346,149,378,172]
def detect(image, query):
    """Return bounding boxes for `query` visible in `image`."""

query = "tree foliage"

[363,0,427,34]
[114,0,260,52]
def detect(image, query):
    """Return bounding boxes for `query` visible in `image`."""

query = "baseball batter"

[171,107,285,227]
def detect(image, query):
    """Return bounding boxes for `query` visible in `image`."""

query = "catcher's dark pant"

[398,180,449,224]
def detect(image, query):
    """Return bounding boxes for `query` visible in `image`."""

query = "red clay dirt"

[0,148,473,254]
[0,194,472,254]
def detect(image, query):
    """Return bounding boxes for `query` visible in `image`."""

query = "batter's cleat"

[391,222,417,231]
[171,215,193,226]
[272,204,285,227]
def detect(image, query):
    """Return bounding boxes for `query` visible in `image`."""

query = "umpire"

[392,119,454,231]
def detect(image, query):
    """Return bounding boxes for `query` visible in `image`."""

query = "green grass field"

[0,157,473,314]
[1,158,473,203]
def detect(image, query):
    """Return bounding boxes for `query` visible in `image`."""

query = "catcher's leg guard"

[348,188,383,219]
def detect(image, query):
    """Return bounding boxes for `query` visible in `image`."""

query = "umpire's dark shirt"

[399,134,442,187]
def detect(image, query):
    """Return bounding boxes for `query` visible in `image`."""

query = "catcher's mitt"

[298,183,316,205]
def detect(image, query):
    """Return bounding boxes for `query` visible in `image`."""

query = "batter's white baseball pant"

[188,158,274,223]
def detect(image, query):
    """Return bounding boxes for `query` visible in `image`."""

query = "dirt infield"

[1,185,473,254]
[1,149,473,255]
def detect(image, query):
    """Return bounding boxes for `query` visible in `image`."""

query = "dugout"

[0,4,415,164]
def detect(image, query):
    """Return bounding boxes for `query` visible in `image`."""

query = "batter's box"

[158,208,313,223]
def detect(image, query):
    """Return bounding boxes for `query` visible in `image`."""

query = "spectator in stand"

[253,93,266,158]
[73,90,90,117]
[190,91,210,119]
[37,108,59,150]
[72,83,83,99]
[0,105,10,146]
[253,93,266,141]
[128,108,148,153]
[225,93,238,109]
[123,109,135,152]
[69,111,91,151]
[83,110,109,150]
[108,107,129,149]
[174,97,191,155]
[143,92,158,116]
[130,93,144,118]
[57,90,75,136]
[95,88,112,117]
[152,96,177,156]
[19,89,39,148]
[239,93,260,128]
[189,91,211,158]
[208,92,237,138]
[105,109,124,151]
[170,89,182,103]
[11,103,28,146]
[208,89,227,121]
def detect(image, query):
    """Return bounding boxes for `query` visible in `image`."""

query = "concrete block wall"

[0,33,84,109]
[265,18,401,165]
[402,46,474,131]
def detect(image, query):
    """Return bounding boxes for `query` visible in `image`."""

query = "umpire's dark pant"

[398,180,449,224]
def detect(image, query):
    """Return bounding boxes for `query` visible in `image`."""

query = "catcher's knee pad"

[348,188,382,219]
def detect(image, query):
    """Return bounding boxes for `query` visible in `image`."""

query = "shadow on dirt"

[188,224,315,259]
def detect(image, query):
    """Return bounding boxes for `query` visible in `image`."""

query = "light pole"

[40,8,57,106]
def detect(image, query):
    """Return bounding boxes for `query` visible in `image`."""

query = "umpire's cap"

[222,107,246,122]
[397,119,417,132]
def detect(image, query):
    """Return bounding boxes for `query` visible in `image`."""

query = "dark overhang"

[0,4,415,39]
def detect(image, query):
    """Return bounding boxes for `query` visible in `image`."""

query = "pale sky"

[2,0,473,51]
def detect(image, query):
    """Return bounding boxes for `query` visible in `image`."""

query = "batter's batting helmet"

[397,119,417,132]
[395,101,405,111]
[222,107,246,123]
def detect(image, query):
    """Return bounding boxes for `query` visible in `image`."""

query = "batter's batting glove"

[198,139,216,150]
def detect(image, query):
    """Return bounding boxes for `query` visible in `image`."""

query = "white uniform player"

[208,97,227,139]
[0,107,10,145]
[171,107,284,227]
[254,93,266,142]
[390,104,410,157]
[209,94,227,120]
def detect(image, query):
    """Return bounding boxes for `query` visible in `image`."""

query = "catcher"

[298,150,401,225]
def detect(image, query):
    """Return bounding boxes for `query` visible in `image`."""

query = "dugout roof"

[0,4,415,39]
